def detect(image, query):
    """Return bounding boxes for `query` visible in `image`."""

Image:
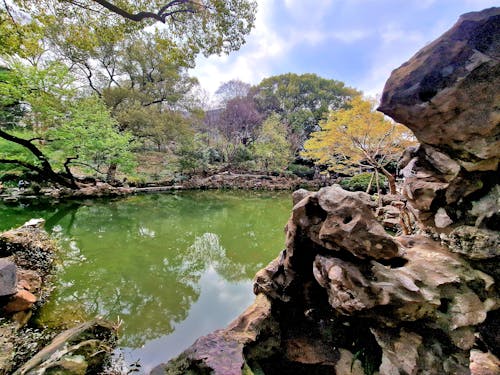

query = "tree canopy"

[0,64,135,187]
[3,0,257,64]
[251,73,359,152]
[303,96,415,194]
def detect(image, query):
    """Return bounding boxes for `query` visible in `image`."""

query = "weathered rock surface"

[379,7,500,235]
[0,259,17,296]
[3,289,37,313]
[158,8,499,375]
[287,185,400,261]
[152,294,278,374]
[378,7,500,167]
[1,221,117,375]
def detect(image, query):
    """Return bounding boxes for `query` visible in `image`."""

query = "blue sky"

[191,0,498,98]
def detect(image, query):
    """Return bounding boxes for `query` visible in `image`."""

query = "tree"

[218,96,264,146]
[215,79,251,105]
[253,114,292,172]
[1,0,257,187]
[99,34,199,150]
[302,96,415,194]
[5,0,257,67]
[49,96,136,181]
[0,63,135,187]
[251,73,359,153]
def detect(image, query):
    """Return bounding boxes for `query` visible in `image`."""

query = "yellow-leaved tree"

[302,96,415,194]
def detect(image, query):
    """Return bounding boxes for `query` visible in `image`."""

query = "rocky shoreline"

[0,173,324,204]
[0,219,117,375]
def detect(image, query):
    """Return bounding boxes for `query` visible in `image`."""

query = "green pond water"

[0,191,292,372]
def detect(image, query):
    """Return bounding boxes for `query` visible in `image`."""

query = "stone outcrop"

[0,218,56,313]
[379,7,499,232]
[157,8,499,375]
[378,8,500,168]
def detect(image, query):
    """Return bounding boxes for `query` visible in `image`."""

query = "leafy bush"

[287,163,315,179]
[231,144,254,165]
[339,172,387,194]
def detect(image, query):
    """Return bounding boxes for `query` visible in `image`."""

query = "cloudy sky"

[191,0,497,98]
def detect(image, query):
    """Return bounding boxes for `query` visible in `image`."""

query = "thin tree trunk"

[366,172,375,194]
[375,169,382,207]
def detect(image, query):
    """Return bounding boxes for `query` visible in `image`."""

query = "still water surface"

[0,191,292,372]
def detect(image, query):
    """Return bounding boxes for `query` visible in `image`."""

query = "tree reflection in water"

[1,191,290,358]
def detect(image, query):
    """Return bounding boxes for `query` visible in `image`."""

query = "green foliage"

[231,144,254,165]
[0,0,258,185]
[0,9,45,59]
[0,62,135,183]
[49,96,136,176]
[175,136,210,174]
[287,163,315,179]
[4,0,257,70]
[339,172,387,194]
[253,114,292,172]
[251,73,359,152]
[0,61,75,132]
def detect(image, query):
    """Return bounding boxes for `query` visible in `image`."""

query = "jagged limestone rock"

[287,185,400,261]
[379,8,500,168]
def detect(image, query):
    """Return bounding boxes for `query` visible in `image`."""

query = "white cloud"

[190,0,292,97]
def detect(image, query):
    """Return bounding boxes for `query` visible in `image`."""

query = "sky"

[190,0,498,99]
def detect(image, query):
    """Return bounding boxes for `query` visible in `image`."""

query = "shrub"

[287,164,315,179]
[339,172,387,194]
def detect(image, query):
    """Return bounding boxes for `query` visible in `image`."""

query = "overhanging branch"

[90,0,198,23]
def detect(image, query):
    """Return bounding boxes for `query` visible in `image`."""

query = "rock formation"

[156,8,499,375]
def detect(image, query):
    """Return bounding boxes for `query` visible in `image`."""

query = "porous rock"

[470,350,500,375]
[379,7,500,167]
[287,185,400,260]
[380,8,500,232]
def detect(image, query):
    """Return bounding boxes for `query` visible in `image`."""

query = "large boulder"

[379,8,500,260]
[378,7,500,170]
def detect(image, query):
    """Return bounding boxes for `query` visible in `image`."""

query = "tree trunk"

[0,129,78,188]
[105,163,118,184]
[375,170,383,207]
[366,172,375,194]
[379,165,397,195]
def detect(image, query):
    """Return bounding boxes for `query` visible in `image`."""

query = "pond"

[0,190,292,373]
